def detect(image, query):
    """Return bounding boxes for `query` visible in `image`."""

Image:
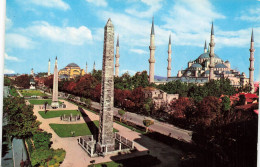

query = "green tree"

[221,96,231,112]
[143,119,154,132]
[31,148,53,166]
[132,71,149,89]
[32,132,52,149]
[4,77,11,86]
[84,98,92,108]
[142,98,154,115]
[3,97,40,138]
[118,109,126,122]
[92,70,102,83]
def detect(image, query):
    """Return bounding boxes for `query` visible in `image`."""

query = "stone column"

[167,34,172,78]
[249,29,255,93]
[149,17,156,83]
[51,57,59,108]
[31,68,34,77]
[86,61,88,74]
[48,59,51,76]
[97,18,115,152]
[209,22,215,80]
[115,34,120,77]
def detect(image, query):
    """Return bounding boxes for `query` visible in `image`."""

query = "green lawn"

[29,99,62,105]
[10,87,19,97]
[20,89,48,97]
[50,121,118,137]
[88,155,161,167]
[39,110,82,119]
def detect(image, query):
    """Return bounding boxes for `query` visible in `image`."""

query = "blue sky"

[4,0,260,81]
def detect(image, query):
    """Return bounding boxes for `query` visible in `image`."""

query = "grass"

[64,98,145,134]
[10,87,19,97]
[20,89,47,97]
[39,110,82,119]
[29,99,62,105]
[115,120,146,134]
[88,155,161,167]
[50,121,118,137]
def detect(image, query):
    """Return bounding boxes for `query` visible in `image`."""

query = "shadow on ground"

[78,107,99,140]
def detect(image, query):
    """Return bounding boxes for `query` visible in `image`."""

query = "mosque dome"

[215,63,227,68]
[66,63,80,68]
[198,52,220,59]
[191,63,202,68]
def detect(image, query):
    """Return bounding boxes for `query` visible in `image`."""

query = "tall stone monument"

[86,61,88,74]
[97,18,115,153]
[249,29,255,93]
[115,34,120,77]
[48,59,51,76]
[209,22,215,80]
[149,17,155,83]
[51,57,59,108]
[167,34,172,78]
[31,68,34,77]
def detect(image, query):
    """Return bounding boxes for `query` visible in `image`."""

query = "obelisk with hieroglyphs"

[51,57,59,108]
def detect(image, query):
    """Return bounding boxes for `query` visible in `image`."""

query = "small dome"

[191,63,202,68]
[66,63,79,67]
[198,52,220,59]
[225,60,230,63]
[204,70,210,74]
[215,63,227,68]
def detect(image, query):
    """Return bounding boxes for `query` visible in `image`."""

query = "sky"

[4,0,260,81]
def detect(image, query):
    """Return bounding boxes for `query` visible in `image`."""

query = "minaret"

[97,18,115,152]
[48,59,51,76]
[93,61,96,72]
[149,17,156,83]
[209,22,215,80]
[115,34,120,77]
[51,57,59,108]
[31,68,34,77]
[86,61,88,74]
[167,34,172,78]
[204,40,207,53]
[249,29,255,93]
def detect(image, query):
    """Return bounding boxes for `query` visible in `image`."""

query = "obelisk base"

[96,141,115,154]
[51,101,59,109]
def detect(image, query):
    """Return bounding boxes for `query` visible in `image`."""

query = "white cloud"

[4,68,15,74]
[126,0,163,18]
[20,21,93,45]
[5,33,35,49]
[236,7,260,22]
[85,0,107,7]
[5,17,13,30]
[130,49,148,54]
[27,0,70,10]
[99,11,170,47]
[4,53,19,61]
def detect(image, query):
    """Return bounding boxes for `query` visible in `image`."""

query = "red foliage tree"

[196,96,221,126]
[15,75,32,89]
[169,97,194,118]
[44,75,53,88]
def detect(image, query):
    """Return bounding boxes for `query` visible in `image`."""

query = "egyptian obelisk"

[51,57,59,108]
[97,18,115,153]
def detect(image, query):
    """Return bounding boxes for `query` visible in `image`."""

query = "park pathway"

[31,99,149,167]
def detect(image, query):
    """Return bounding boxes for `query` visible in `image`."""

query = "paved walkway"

[32,99,148,167]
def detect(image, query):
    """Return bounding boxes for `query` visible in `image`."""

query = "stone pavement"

[31,99,148,167]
